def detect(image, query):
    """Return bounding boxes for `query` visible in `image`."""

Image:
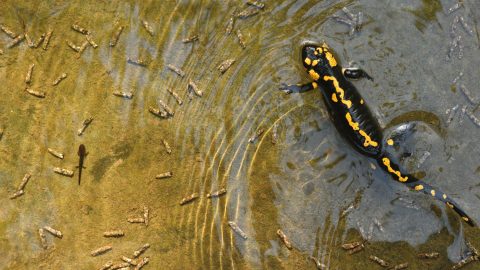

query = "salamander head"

[302,43,338,80]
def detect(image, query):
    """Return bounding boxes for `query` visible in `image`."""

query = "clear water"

[1,0,479,269]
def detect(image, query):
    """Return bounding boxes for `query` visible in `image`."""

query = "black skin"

[279,43,476,226]
[77,144,87,185]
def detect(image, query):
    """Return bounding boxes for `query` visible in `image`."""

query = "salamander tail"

[404,180,476,227]
[377,154,475,226]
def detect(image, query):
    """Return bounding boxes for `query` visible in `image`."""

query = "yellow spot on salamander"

[309,69,320,81]
[415,185,424,191]
[312,82,318,89]
[346,113,359,130]
[332,93,338,102]
[312,60,319,66]
[323,76,352,108]
[446,202,454,209]
[443,194,447,200]
[431,190,436,196]
[304,58,311,65]
[359,130,378,147]
[463,217,469,222]
[387,139,394,146]
[360,99,364,104]
[345,113,378,147]
[382,157,409,182]
[325,51,337,67]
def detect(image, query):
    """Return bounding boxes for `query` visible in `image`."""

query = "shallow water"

[1,0,480,269]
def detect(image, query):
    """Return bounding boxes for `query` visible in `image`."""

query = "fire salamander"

[280,42,475,226]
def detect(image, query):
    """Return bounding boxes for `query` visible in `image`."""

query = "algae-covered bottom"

[0,0,479,269]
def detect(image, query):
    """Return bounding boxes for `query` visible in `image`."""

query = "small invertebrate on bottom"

[103,230,125,237]
[228,221,247,239]
[43,226,63,238]
[91,245,112,256]
[180,193,198,205]
[53,167,74,177]
[276,229,292,249]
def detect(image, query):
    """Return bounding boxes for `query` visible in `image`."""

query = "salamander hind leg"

[382,123,417,157]
[406,180,476,227]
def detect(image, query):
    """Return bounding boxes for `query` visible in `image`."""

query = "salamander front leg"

[279,82,318,94]
[342,67,374,81]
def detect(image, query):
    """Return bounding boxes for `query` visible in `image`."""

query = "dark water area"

[1,0,479,269]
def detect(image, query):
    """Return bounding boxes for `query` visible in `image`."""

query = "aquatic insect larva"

[25,63,35,84]
[16,173,31,191]
[225,17,234,35]
[276,229,293,249]
[143,205,149,227]
[236,30,246,49]
[66,40,81,52]
[149,107,168,118]
[98,261,113,270]
[7,34,25,48]
[38,228,48,249]
[206,188,226,198]
[236,8,260,19]
[86,34,98,48]
[158,99,174,116]
[135,257,149,270]
[76,41,90,58]
[248,128,264,143]
[42,29,53,50]
[9,189,24,199]
[167,88,183,105]
[271,123,279,144]
[113,91,134,99]
[121,256,138,266]
[32,33,46,48]
[166,64,185,78]
[247,1,265,9]
[182,35,198,43]
[228,221,248,239]
[217,59,235,74]
[142,20,154,36]
[133,243,150,258]
[368,255,389,267]
[110,25,124,47]
[91,245,112,256]
[110,262,130,270]
[0,24,17,38]
[103,230,124,237]
[347,243,364,255]
[127,58,148,67]
[180,193,199,205]
[155,171,173,179]
[188,80,203,97]
[162,139,172,154]
[127,217,145,224]
[52,73,67,86]
[391,263,408,270]
[309,256,327,270]
[417,252,439,259]
[25,88,46,98]
[53,167,74,177]
[77,117,93,136]
[43,226,63,238]
[71,23,90,35]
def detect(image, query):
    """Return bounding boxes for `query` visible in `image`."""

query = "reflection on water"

[1,0,480,269]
